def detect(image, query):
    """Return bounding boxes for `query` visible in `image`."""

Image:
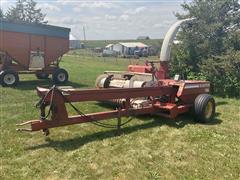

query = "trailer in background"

[0,20,70,86]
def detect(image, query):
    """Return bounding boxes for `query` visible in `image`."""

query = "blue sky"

[1,0,192,40]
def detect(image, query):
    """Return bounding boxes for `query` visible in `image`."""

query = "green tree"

[5,0,27,22]
[0,8,3,19]
[5,0,46,24]
[172,0,240,97]
[25,0,47,23]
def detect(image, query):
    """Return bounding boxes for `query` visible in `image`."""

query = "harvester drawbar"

[17,19,216,136]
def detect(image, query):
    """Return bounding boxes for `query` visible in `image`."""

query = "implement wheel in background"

[36,73,49,79]
[52,68,68,84]
[0,70,19,87]
[194,94,215,123]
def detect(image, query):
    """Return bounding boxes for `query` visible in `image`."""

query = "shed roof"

[119,42,148,48]
[106,44,114,48]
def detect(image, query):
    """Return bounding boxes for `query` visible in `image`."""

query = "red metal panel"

[175,81,210,104]
[45,37,69,66]
[0,29,69,68]
[128,65,152,73]
[0,30,30,66]
[30,35,45,51]
[36,86,177,102]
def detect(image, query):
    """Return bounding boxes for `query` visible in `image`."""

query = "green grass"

[0,53,240,179]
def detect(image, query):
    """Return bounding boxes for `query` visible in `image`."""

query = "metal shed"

[113,42,149,57]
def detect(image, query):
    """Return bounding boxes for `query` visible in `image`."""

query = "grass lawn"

[0,54,239,179]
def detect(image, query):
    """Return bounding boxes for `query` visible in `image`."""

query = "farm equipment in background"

[0,21,70,87]
[17,19,216,137]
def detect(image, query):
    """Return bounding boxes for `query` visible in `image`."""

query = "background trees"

[171,0,240,97]
[0,8,3,19]
[2,0,46,24]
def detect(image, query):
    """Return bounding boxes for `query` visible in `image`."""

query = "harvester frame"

[17,18,216,137]
[17,79,215,135]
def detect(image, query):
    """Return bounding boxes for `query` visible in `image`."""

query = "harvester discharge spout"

[158,18,195,79]
[160,18,195,62]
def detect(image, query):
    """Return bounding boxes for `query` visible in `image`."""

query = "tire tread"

[194,94,215,123]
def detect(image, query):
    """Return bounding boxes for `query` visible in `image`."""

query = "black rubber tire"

[194,94,215,123]
[52,68,68,84]
[0,70,19,87]
[36,73,49,79]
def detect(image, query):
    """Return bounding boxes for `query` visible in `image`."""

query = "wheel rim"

[3,74,16,85]
[57,73,66,82]
[204,101,213,119]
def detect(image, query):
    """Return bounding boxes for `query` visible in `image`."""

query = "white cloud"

[46,17,83,26]
[119,14,129,21]
[0,1,14,11]
[38,3,61,12]
[105,14,117,20]
[73,2,115,12]
[153,23,165,28]
[73,6,82,13]
[135,7,146,13]
[124,6,146,15]
[57,0,113,8]
[111,26,118,30]
[93,16,101,20]
[56,0,75,6]
[44,1,186,40]
[88,1,113,9]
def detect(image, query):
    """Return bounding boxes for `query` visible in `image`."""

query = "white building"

[112,42,149,56]
[69,34,82,49]
[105,44,114,50]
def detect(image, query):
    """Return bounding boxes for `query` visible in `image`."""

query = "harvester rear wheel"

[194,94,215,123]
[36,73,49,79]
[0,70,19,87]
[52,68,68,84]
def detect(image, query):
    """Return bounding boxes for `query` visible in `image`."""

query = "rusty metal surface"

[0,30,69,69]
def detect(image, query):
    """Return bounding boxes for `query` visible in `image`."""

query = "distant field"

[0,53,239,179]
[82,39,163,48]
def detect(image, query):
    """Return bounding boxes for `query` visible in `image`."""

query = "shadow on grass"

[14,79,88,90]
[95,102,122,109]
[216,101,228,106]
[26,114,222,151]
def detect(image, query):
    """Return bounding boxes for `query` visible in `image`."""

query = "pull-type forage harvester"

[17,19,216,136]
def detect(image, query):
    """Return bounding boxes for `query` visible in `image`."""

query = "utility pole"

[83,26,86,41]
